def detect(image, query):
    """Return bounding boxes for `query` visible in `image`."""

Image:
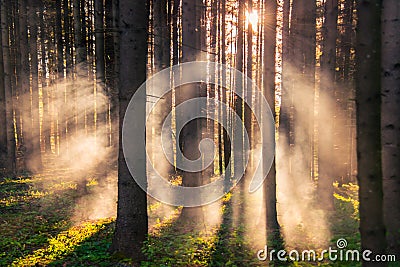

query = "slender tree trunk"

[95,0,107,179]
[105,0,114,148]
[208,0,217,177]
[292,0,316,181]
[74,0,85,65]
[56,0,63,78]
[64,0,72,72]
[234,0,244,180]
[39,5,51,153]
[356,0,387,265]
[27,0,43,171]
[87,0,95,136]
[341,0,355,184]
[279,0,292,176]
[19,0,38,173]
[152,0,172,179]
[73,0,86,134]
[55,0,66,147]
[111,0,119,150]
[263,0,280,236]
[12,0,22,161]
[111,0,149,262]
[221,0,230,187]
[1,0,15,174]
[64,0,74,138]
[0,1,7,170]
[381,0,400,258]
[318,0,338,210]
[244,0,252,161]
[172,0,181,174]
[179,0,205,219]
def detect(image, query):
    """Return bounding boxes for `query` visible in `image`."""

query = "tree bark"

[263,0,280,235]
[19,0,38,173]
[27,0,43,171]
[73,0,85,65]
[318,0,338,210]
[73,0,87,135]
[39,4,52,153]
[95,0,107,177]
[0,0,7,170]
[111,0,149,262]
[356,0,387,265]
[152,0,172,179]
[55,0,66,146]
[244,0,252,163]
[234,0,244,181]
[381,0,400,258]
[291,0,316,181]
[278,0,292,176]
[1,0,15,174]
[179,0,205,219]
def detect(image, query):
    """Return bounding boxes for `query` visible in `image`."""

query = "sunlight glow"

[246,10,258,32]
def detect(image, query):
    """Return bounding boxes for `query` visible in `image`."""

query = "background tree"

[0,3,6,172]
[27,0,42,172]
[318,0,338,210]
[178,0,206,219]
[2,0,16,174]
[263,0,280,240]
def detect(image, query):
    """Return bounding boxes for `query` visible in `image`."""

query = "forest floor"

[0,157,367,267]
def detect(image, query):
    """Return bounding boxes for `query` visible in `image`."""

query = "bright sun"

[247,11,258,31]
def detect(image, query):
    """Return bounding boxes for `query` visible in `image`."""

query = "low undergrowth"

[0,172,368,267]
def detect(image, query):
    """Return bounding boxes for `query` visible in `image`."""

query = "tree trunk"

[340,0,355,184]
[278,0,292,176]
[86,0,95,136]
[27,0,43,171]
[0,0,7,170]
[244,0,252,163]
[1,0,15,174]
[12,0,22,163]
[55,0,63,78]
[220,0,230,187]
[381,0,400,258]
[318,0,338,210]
[73,0,85,134]
[152,0,172,179]
[179,0,205,220]
[64,0,72,72]
[19,0,38,173]
[55,0,66,146]
[64,0,74,138]
[290,0,316,182]
[234,0,244,181]
[95,0,107,179]
[73,0,86,65]
[111,0,149,262]
[356,0,387,265]
[263,0,280,236]
[39,4,52,153]
[111,0,119,150]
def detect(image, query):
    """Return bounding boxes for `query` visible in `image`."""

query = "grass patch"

[12,218,115,266]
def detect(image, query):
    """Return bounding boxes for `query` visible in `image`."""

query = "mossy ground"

[0,171,371,266]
